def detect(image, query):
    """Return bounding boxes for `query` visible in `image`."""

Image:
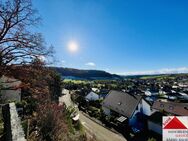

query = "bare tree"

[0,0,52,76]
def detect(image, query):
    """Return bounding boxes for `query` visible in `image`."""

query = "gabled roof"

[86,91,98,96]
[152,100,188,116]
[85,91,99,100]
[102,90,142,118]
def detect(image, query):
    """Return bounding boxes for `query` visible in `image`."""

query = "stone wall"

[2,103,26,141]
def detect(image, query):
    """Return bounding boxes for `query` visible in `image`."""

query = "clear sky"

[33,0,188,75]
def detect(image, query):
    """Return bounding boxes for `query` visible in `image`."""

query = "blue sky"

[33,0,188,75]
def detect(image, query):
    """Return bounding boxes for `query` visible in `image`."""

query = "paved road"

[59,89,127,141]
[80,112,127,141]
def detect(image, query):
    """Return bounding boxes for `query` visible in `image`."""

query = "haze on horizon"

[33,0,188,75]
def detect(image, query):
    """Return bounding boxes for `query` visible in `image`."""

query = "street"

[79,112,127,141]
[59,89,127,141]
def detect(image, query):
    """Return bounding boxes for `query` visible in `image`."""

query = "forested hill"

[50,67,122,80]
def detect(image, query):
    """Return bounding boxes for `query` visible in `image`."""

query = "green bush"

[21,120,28,136]
[74,121,83,131]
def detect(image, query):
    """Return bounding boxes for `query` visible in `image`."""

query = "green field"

[140,75,175,80]
[63,79,90,84]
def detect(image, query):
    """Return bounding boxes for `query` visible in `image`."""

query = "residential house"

[147,100,188,134]
[102,90,156,129]
[91,88,100,93]
[85,91,99,101]
[166,92,182,101]
[178,83,188,88]
[159,90,167,95]
[152,100,188,116]
[179,92,188,100]
[141,98,156,116]
[172,85,178,89]
[0,76,22,103]
[145,90,158,96]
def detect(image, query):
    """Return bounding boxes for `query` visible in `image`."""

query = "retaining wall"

[2,103,26,141]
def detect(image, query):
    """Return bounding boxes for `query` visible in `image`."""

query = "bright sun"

[67,41,78,53]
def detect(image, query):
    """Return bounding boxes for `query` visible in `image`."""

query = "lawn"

[63,79,90,84]
[140,75,175,80]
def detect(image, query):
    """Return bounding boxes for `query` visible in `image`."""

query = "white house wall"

[141,99,156,116]
[129,102,142,126]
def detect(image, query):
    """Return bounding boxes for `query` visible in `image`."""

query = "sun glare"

[67,41,78,53]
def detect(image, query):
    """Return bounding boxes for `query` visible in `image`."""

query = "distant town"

[1,0,188,141]
[60,71,188,140]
